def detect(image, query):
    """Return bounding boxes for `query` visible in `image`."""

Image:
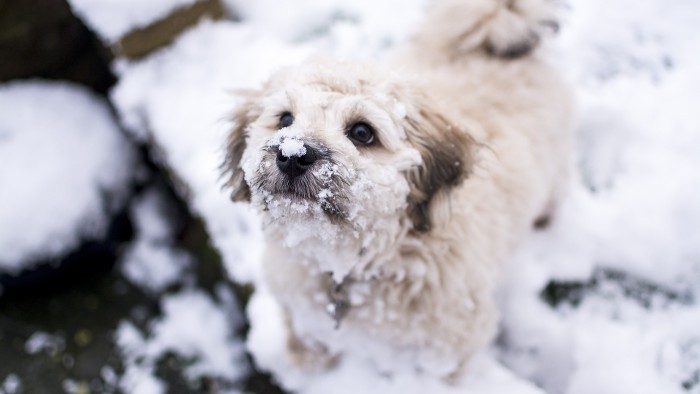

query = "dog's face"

[224,60,476,278]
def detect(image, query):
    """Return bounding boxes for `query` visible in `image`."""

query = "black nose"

[276,144,318,178]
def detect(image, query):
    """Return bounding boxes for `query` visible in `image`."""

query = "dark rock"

[0,207,134,299]
[0,0,115,93]
[541,266,694,309]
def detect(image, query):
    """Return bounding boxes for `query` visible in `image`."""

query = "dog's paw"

[287,332,339,372]
[441,358,469,386]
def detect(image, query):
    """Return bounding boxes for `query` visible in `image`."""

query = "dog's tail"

[413,0,562,59]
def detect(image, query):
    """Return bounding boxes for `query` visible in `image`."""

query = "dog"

[224,0,573,379]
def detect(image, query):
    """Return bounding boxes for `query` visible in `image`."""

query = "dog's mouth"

[268,175,321,200]
[251,149,350,221]
[261,179,348,222]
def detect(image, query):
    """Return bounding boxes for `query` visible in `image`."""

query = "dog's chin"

[255,178,348,223]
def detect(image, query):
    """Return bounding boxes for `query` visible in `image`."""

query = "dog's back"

[399,0,573,228]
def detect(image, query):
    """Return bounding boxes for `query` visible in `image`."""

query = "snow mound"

[0,81,135,273]
[120,186,192,292]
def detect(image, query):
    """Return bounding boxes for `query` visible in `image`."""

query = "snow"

[67,0,200,43]
[278,137,307,158]
[224,0,429,58]
[0,81,135,274]
[120,187,191,292]
[0,375,21,394]
[116,289,247,394]
[57,0,700,393]
[24,332,65,356]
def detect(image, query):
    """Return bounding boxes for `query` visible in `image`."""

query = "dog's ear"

[401,94,477,233]
[223,90,261,202]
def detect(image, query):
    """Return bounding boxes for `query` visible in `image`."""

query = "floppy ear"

[223,90,261,202]
[401,94,477,233]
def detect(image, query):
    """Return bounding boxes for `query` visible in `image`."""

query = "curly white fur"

[224,0,573,380]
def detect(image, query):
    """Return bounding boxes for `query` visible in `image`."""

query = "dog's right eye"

[278,112,294,129]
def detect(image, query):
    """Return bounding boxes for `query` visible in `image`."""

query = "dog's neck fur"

[260,197,424,324]
[262,211,415,276]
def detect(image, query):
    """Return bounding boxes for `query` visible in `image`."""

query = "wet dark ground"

[0,269,151,394]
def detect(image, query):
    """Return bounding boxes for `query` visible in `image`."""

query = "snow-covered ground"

[114,183,249,394]
[120,187,192,293]
[5,0,699,392]
[498,2,700,392]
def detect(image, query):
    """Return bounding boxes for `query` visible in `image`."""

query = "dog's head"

[224,60,476,276]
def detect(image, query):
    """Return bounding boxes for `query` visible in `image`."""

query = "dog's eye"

[278,112,294,129]
[347,122,375,146]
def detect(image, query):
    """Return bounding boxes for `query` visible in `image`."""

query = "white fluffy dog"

[224,0,573,379]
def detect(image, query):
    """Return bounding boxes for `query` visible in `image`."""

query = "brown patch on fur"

[484,29,540,59]
[401,95,477,232]
[222,89,261,202]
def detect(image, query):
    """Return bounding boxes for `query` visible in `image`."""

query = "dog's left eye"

[278,112,294,129]
[347,122,375,146]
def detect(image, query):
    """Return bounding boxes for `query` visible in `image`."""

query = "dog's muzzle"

[276,144,318,179]
[254,141,349,220]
